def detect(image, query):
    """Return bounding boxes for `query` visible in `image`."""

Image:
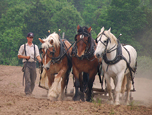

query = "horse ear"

[50,39,53,44]
[39,38,44,43]
[108,27,111,32]
[88,27,92,33]
[101,27,104,32]
[77,25,80,31]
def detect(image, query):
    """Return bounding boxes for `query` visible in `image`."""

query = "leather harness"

[72,26,96,61]
[97,32,137,91]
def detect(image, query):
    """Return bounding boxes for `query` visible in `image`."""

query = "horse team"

[38,25,137,105]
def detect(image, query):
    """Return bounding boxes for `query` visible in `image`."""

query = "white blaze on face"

[80,35,84,39]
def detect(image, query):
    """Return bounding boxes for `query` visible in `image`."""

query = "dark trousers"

[24,62,37,95]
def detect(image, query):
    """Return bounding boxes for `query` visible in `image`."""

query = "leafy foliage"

[0,0,152,65]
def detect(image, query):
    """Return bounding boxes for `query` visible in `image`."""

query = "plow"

[38,68,135,101]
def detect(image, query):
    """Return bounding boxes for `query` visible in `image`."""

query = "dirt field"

[0,65,152,115]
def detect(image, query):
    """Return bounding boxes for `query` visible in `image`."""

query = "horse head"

[75,25,92,57]
[39,32,60,70]
[94,27,118,58]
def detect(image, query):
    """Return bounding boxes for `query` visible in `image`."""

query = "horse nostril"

[96,53,100,58]
[46,67,49,70]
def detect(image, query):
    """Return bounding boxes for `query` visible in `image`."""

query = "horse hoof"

[86,97,91,102]
[114,101,120,105]
[48,96,57,101]
[70,89,74,94]
[73,95,80,101]
[58,95,64,101]
[125,101,130,105]
[108,100,114,105]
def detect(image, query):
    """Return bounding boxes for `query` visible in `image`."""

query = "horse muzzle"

[43,61,51,70]
[95,53,102,59]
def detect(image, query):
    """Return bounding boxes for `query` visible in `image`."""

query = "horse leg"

[121,75,127,103]
[125,73,132,105]
[83,72,89,93]
[72,67,80,101]
[114,72,124,105]
[105,73,113,104]
[48,69,65,100]
[112,77,117,102]
[86,71,96,102]
[47,74,54,88]
[79,72,85,101]
[58,72,68,101]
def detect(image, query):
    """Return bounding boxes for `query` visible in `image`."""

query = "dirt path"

[0,65,152,115]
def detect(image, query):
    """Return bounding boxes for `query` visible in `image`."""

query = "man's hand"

[26,56,30,60]
[38,59,41,63]
[36,56,42,63]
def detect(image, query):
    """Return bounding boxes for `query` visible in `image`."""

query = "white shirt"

[18,43,40,62]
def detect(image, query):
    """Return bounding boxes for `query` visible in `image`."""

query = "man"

[18,32,41,96]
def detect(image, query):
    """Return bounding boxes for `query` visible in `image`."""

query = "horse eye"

[50,51,54,54]
[104,40,107,43]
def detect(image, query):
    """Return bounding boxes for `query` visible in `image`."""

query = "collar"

[26,43,34,47]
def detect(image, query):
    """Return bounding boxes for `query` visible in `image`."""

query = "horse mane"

[78,26,93,42]
[104,30,118,45]
[78,26,88,33]
[41,32,60,49]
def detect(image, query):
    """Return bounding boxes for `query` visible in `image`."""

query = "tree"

[49,6,84,42]
[0,4,27,65]
[0,27,24,65]
[92,0,147,52]
[23,0,51,45]
[0,0,8,18]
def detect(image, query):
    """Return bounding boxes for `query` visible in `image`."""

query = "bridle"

[72,31,96,61]
[95,32,117,54]
[40,38,74,69]
[75,34,90,53]
[42,45,56,59]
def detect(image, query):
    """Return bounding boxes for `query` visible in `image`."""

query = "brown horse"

[39,32,72,100]
[71,25,102,101]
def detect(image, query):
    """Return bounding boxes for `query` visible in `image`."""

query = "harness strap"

[24,44,27,61]
[24,44,36,61]
[103,42,136,91]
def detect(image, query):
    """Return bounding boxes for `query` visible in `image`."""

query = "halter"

[40,38,68,67]
[72,27,96,61]
[96,32,117,54]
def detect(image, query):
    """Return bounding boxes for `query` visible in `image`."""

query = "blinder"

[75,26,91,43]
[74,35,77,41]
[95,32,111,46]
[95,37,98,43]
[75,34,91,43]
[39,48,43,54]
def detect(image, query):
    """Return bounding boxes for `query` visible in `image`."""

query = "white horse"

[94,27,137,105]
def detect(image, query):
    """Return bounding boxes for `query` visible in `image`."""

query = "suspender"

[24,44,36,61]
